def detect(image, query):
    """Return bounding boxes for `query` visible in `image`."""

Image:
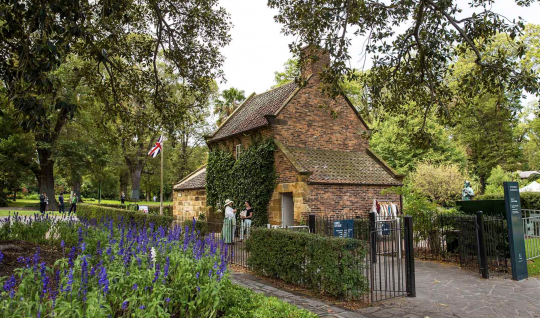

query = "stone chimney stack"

[300,45,330,81]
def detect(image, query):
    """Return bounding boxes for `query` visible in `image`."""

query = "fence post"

[476,211,489,279]
[369,212,377,264]
[308,214,315,234]
[404,216,416,297]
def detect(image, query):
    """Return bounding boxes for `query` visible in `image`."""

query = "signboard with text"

[503,181,528,281]
[333,220,354,238]
[138,205,149,214]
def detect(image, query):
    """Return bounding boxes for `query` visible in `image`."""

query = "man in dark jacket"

[39,192,46,213]
[58,193,65,213]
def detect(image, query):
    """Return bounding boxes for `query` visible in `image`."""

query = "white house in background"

[520,181,540,193]
[518,171,540,179]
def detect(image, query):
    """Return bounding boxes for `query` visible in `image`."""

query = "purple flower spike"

[122,301,129,310]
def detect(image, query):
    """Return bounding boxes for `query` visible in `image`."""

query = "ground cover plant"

[0,213,315,317]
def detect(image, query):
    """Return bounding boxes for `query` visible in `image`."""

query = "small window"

[236,144,242,160]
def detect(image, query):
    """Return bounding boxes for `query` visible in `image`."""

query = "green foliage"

[182,219,210,236]
[484,166,521,195]
[370,110,467,174]
[409,162,470,207]
[268,2,539,128]
[477,192,540,210]
[206,139,277,226]
[77,204,173,228]
[246,228,368,298]
[214,87,246,126]
[272,58,300,88]
[219,281,317,318]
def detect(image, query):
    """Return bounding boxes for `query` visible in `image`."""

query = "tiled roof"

[208,82,298,142]
[173,167,206,190]
[282,145,402,186]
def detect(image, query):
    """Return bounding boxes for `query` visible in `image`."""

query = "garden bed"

[0,240,62,278]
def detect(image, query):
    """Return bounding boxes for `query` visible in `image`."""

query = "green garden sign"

[503,181,528,281]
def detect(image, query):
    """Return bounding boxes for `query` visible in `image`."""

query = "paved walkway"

[230,260,540,318]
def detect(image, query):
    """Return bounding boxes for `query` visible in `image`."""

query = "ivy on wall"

[206,139,277,226]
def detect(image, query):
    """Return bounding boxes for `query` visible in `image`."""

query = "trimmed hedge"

[476,192,540,210]
[77,204,173,228]
[245,228,368,298]
[182,218,210,236]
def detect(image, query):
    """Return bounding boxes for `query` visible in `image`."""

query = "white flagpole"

[160,134,164,216]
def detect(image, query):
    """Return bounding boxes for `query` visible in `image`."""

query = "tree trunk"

[129,164,143,200]
[37,149,57,210]
[120,171,129,199]
[72,179,83,203]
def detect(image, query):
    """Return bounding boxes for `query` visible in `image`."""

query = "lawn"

[0,210,69,217]
[525,237,540,277]
[8,198,172,207]
[528,257,540,277]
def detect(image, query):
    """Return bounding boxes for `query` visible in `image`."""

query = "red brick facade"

[306,184,401,219]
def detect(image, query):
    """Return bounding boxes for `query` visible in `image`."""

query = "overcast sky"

[218,0,540,96]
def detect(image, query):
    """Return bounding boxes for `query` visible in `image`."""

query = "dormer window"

[236,144,242,160]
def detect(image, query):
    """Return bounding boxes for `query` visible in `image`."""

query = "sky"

[217,0,540,96]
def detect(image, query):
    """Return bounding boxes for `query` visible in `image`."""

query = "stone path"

[230,260,540,318]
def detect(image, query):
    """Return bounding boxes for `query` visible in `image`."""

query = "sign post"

[503,181,528,281]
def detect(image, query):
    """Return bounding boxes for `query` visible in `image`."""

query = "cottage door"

[281,193,294,227]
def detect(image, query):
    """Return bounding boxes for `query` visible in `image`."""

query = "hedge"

[77,204,173,228]
[476,192,540,210]
[245,228,368,298]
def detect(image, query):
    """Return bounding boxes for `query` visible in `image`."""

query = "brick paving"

[230,260,540,318]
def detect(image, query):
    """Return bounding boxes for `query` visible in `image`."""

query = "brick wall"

[305,184,401,218]
[275,149,297,183]
[273,81,369,152]
[172,188,208,221]
[210,127,272,159]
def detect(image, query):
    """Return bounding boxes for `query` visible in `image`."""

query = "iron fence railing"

[522,209,540,261]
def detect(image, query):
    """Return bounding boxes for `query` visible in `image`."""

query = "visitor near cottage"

[39,192,46,213]
[44,194,49,212]
[120,192,125,204]
[222,199,236,244]
[240,201,253,241]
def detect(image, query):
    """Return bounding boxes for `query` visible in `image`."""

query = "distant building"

[518,171,540,179]
[173,46,403,225]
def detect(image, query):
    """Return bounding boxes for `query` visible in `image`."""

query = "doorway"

[281,192,294,227]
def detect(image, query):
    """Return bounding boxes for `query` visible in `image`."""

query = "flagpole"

[160,133,164,216]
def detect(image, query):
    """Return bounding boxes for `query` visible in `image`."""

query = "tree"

[409,162,470,207]
[214,88,246,126]
[0,0,231,207]
[370,107,467,175]
[484,166,520,195]
[268,0,539,130]
[273,58,300,88]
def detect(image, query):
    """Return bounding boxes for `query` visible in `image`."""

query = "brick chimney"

[300,45,330,80]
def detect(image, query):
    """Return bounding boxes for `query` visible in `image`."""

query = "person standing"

[58,193,65,213]
[44,194,49,212]
[120,192,125,205]
[39,192,46,213]
[69,194,78,214]
[222,199,236,244]
[240,201,254,241]
[153,195,157,202]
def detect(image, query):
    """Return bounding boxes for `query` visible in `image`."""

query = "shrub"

[246,228,368,298]
[484,166,521,195]
[219,281,317,318]
[183,218,209,236]
[409,162,470,206]
[77,204,173,228]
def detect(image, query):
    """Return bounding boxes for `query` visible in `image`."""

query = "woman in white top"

[222,199,236,244]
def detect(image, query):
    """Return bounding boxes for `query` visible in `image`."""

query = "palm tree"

[214,87,246,126]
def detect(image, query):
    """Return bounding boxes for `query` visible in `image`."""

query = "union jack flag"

[148,135,163,158]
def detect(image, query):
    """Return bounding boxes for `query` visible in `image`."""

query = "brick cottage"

[173,46,403,225]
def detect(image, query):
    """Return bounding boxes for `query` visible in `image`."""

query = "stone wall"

[306,184,401,218]
[267,175,310,225]
[172,188,208,221]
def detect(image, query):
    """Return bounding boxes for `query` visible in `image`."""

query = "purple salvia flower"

[132,283,138,290]
[139,305,146,310]
[80,256,88,302]
[98,266,109,295]
[152,263,161,284]
[163,257,170,283]
[122,301,128,310]
[78,227,83,245]
[64,268,74,293]
[208,269,212,278]
[68,246,76,267]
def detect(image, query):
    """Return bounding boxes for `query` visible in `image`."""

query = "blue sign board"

[333,220,354,238]
[503,182,528,281]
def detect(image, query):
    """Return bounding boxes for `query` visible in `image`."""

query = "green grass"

[528,257,540,277]
[0,210,68,217]
[8,198,172,207]
[525,237,540,277]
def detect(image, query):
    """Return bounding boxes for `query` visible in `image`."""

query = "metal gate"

[522,209,540,260]
[368,214,415,302]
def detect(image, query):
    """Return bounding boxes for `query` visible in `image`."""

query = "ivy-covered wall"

[206,139,277,226]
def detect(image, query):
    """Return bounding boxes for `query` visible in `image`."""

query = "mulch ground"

[0,240,63,278]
